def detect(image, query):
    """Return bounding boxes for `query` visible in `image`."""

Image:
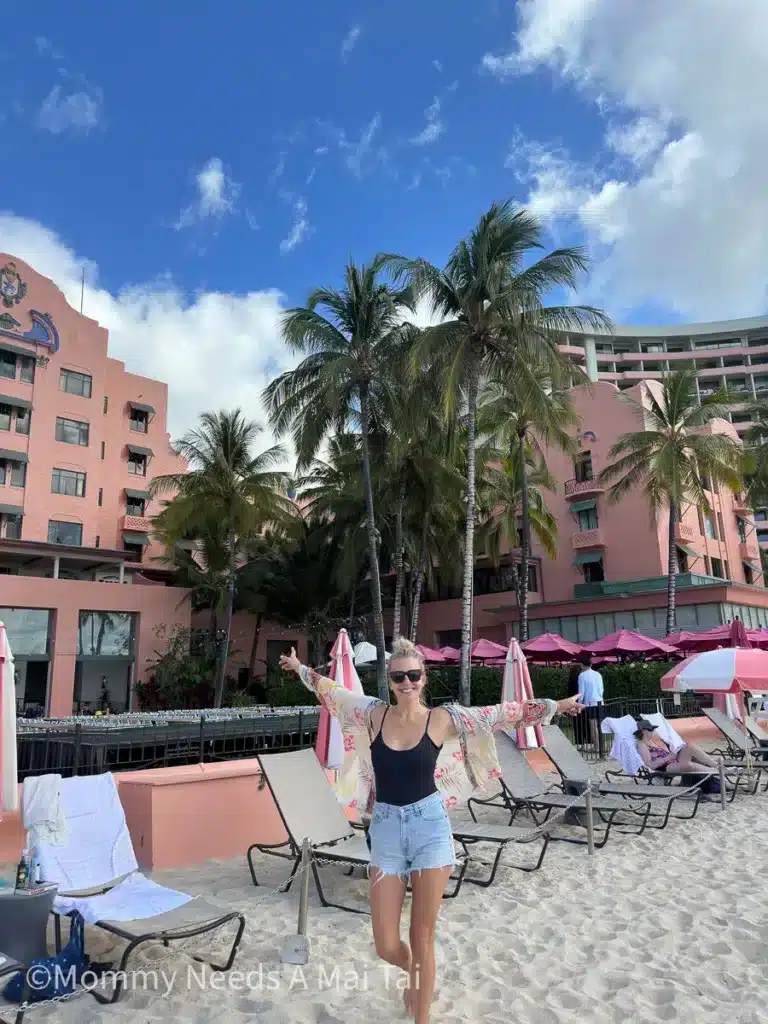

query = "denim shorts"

[367,791,456,879]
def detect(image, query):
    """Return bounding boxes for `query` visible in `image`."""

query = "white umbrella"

[1,623,18,813]
[353,641,391,667]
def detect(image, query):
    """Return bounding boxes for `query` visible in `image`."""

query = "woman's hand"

[279,647,302,677]
[556,694,584,717]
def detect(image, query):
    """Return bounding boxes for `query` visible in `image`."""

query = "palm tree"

[150,410,293,707]
[478,358,576,640]
[600,370,742,635]
[383,202,609,703]
[263,259,414,701]
[742,399,768,507]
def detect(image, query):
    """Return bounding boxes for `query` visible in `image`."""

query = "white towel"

[644,712,685,754]
[22,774,68,847]
[54,872,192,924]
[602,716,645,775]
[36,773,138,892]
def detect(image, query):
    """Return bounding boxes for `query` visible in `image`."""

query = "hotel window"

[129,408,149,433]
[126,497,146,517]
[55,416,89,446]
[0,463,6,486]
[583,558,604,584]
[717,511,725,539]
[3,513,22,540]
[10,462,25,488]
[0,352,16,380]
[123,541,144,560]
[574,451,593,482]
[704,514,716,540]
[14,407,30,436]
[515,563,538,592]
[0,404,12,431]
[48,520,83,546]
[676,547,689,573]
[737,517,747,543]
[578,506,599,531]
[19,357,34,384]
[127,452,147,476]
[744,563,755,585]
[711,557,724,578]
[97,487,103,507]
[758,528,768,544]
[51,468,86,498]
[59,368,92,399]
[103,396,109,414]
[756,510,768,522]
[100,441,105,459]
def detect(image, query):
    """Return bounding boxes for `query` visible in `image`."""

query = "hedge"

[263,661,676,708]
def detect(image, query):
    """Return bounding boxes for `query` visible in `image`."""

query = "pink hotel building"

[4,252,768,709]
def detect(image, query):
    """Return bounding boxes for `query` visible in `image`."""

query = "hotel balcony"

[120,514,153,535]
[733,492,752,515]
[675,522,696,543]
[564,477,606,499]
[740,540,761,561]
[572,528,605,550]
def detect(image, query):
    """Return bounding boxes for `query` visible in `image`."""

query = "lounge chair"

[703,708,768,761]
[541,724,704,827]
[467,732,653,847]
[34,773,245,1007]
[744,715,768,751]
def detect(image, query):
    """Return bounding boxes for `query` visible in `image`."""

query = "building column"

[584,337,599,382]
[119,563,125,584]
[48,603,79,717]
[53,556,60,580]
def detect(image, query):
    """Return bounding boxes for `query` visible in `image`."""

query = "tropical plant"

[383,201,609,702]
[150,410,293,707]
[742,399,768,507]
[600,370,743,635]
[263,259,414,701]
[477,357,576,639]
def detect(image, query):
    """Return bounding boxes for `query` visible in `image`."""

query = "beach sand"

[3,771,767,1024]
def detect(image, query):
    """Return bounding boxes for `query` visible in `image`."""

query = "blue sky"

[2,1,765,438]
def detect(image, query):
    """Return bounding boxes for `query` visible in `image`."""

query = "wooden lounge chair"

[541,724,704,827]
[467,732,653,847]
[34,774,245,1007]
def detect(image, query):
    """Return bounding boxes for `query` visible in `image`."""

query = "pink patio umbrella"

[585,629,679,658]
[501,638,544,749]
[470,638,508,663]
[438,646,461,662]
[665,622,758,653]
[660,646,768,695]
[315,628,363,770]
[415,644,446,663]
[521,633,584,662]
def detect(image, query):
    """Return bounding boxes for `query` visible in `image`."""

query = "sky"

[2,0,768,441]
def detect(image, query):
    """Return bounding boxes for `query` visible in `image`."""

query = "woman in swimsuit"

[280,637,583,1023]
[634,718,719,774]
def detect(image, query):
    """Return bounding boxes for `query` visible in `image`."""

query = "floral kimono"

[299,666,557,814]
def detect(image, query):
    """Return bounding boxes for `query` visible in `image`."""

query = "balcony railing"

[674,522,695,542]
[733,493,752,514]
[572,528,605,549]
[739,540,760,561]
[574,572,726,600]
[120,514,153,534]
[564,477,605,498]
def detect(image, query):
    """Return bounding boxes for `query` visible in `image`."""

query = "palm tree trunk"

[666,502,678,636]
[518,431,531,643]
[359,386,389,702]
[247,613,263,685]
[459,358,480,706]
[391,478,407,642]
[348,585,356,636]
[409,513,430,642]
[215,524,237,708]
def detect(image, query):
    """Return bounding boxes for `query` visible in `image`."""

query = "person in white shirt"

[577,656,604,748]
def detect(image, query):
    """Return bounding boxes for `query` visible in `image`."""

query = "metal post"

[72,723,82,777]
[280,838,311,965]
[297,710,304,749]
[584,784,595,855]
[719,763,726,811]
[199,716,206,764]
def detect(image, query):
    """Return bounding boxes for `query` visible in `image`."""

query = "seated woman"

[635,719,718,774]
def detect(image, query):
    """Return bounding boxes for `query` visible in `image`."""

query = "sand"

[4,773,768,1024]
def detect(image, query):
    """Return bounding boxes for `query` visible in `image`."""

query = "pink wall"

[0,574,190,716]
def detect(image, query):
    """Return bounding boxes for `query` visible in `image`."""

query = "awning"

[125,487,150,500]
[573,551,603,566]
[570,499,597,513]
[676,544,701,560]
[123,531,149,545]
[0,340,34,359]
[744,561,764,576]
[129,401,155,415]
[126,444,153,457]
[0,448,27,464]
[0,394,32,410]
[0,503,23,515]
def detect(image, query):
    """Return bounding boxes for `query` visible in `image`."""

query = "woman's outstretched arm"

[435,694,583,742]
[279,647,380,729]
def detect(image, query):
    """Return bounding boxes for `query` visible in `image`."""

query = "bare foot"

[403,982,415,1018]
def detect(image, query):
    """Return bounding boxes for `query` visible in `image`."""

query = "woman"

[280,638,583,1024]
[634,719,718,774]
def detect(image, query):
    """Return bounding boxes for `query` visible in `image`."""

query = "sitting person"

[635,718,719,774]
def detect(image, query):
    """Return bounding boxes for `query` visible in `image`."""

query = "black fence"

[17,710,320,781]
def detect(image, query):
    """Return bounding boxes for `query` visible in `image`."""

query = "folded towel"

[645,712,685,754]
[22,774,68,847]
[54,872,192,924]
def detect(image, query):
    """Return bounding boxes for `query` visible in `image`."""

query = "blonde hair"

[390,637,424,663]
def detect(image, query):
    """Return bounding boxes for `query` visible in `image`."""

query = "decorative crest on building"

[0,263,28,308]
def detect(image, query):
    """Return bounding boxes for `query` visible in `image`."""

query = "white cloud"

[411,97,443,147]
[341,114,383,177]
[38,84,103,135]
[433,59,443,73]
[175,157,240,231]
[279,197,310,254]
[341,25,362,61]
[488,0,768,321]
[0,214,295,444]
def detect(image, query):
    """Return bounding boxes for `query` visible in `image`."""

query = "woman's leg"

[370,871,410,985]
[408,867,452,1024]
[670,746,714,772]
[682,742,718,767]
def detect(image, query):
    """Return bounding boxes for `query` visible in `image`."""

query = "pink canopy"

[665,619,762,653]
[501,638,544,749]
[437,646,461,662]
[521,633,583,661]
[661,646,768,694]
[585,629,678,657]
[415,644,446,663]
[315,629,363,769]
[471,638,508,662]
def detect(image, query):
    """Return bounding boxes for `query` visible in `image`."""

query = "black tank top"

[370,708,441,806]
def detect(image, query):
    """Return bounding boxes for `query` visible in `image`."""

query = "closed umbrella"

[1,624,17,814]
[501,638,544,749]
[316,629,363,770]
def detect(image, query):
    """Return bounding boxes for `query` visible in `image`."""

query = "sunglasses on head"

[389,670,423,684]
